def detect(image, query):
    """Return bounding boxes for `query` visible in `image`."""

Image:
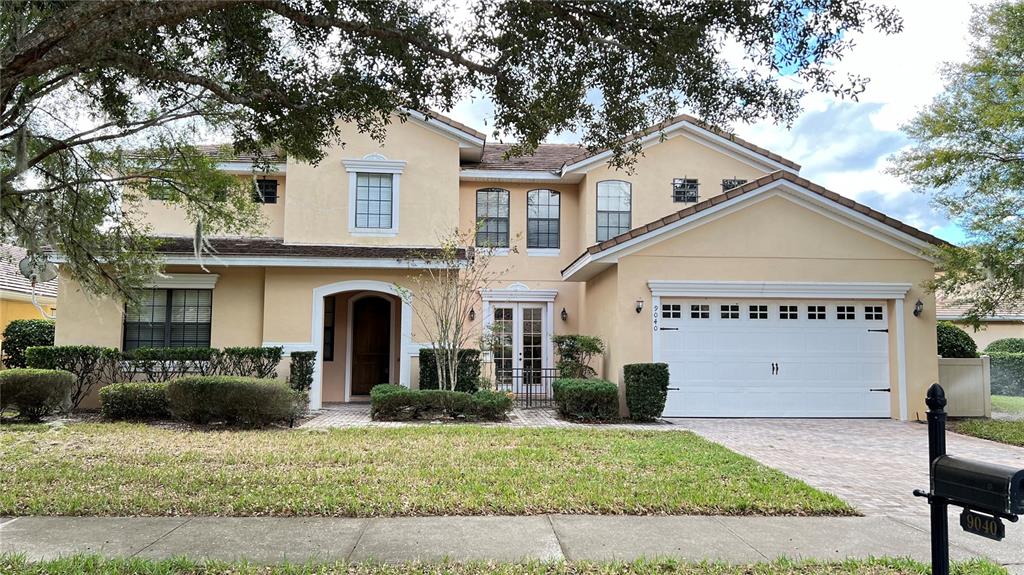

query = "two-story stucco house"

[54,111,944,420]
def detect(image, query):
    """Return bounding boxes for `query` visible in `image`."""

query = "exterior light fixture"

[468,308,476,321]
[913,300,924,317]
[635,299,644,314]
[560,307,568,321]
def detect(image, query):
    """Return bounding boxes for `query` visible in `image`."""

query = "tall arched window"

[596,180,631,241]
[527,189,560,249]
[475,188,510,248]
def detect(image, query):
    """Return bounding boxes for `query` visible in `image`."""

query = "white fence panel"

[938,356,991,418]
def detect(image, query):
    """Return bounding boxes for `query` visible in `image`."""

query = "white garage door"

[657,299,891,418]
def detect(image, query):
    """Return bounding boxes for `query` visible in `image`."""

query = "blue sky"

[447,1,982,245]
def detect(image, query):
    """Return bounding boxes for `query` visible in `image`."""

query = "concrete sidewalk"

[2,515,1022,569]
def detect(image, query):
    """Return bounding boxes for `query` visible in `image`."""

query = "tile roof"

[194,145,285,163]
[465,143,585,172]
[152,237,464,261]
[562,114,801,171]
[417,109,487,141]
[0,244,58,299]
[935,291,1024,320]
[564,171,947,274]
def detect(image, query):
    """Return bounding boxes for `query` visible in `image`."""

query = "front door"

[490,303,546,392]
[351,296,391,396]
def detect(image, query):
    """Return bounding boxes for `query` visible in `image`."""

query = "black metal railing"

[494,367,558,408]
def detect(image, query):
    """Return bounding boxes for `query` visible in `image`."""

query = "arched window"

[527,189,560,249]
[596,180,631,241]
[475,188,510,248]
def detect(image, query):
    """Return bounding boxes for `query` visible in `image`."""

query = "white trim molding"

[647,281,913,300]
[158,256,446,269]
[146,273,219,290]
[343,155,405,237]
[309,280,413,410]
[527,248,561,257]
[460,169,580,184]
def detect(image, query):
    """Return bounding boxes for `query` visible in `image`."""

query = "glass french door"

[490,303,546,390]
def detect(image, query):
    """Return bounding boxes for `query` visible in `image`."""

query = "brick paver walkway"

[671,418,1024,516]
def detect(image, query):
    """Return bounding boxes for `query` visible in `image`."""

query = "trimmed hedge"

[624,363,670,421]
[418,348,481,393]
[369,384,512,421]
[937,322,978,358]
[99,383,170,420]
[25,345,120,409]
[986,338,1024,354]
[551,335,605,379]
[1,319,54,368]
[989,352,1024,397]
[0,368,74,421]
[289,351,316,392]
[165,376,296,427]
[552,378,619,422]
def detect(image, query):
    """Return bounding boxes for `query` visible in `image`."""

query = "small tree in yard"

[398,229,509,391]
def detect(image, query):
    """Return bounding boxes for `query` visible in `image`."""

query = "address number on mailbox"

[960,509,1005,541]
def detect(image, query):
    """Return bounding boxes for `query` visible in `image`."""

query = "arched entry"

[310,280,412,409]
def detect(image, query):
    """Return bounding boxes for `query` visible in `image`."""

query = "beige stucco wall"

[955,321,1024,352]
[577,133,772,249]
[584,194,938,420]
[283,117,461,246]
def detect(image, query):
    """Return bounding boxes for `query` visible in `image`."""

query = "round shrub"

[936,322,978,358]
[1,319,55,368]
[0,368,74,421]
[165,376,295,427]
[624,362,670,422]
[552,378,619,422]
[986,338,1024,354]
[99,383,170,420]
[988,352,1024,397]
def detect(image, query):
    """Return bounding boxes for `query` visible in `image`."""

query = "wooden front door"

[351,296,391,396]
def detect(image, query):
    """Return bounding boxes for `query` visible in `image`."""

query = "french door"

[489,303,546,389]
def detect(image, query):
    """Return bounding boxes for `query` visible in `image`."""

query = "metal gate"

[494,367,558,408]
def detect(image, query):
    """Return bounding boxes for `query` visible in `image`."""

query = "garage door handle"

[868,328,889,333]
[870,388,891,392]
[660,327,679,331]
[667,387,680,391]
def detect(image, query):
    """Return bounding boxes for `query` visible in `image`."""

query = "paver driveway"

[672,418,1024,515]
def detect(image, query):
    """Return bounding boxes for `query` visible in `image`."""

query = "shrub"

[986,338,1024,354]
[989,352,1024,397]
[165,376,295,427]
[1,319,55,368]
[552,378,619,422]
[624,363,670,422]
[120,347,218,381]
[0,368,74,421]
[25,345,120,409]
[936,322,978,358]
[218,346,284,378]
[418,348,481,392]
[551,335,605,378]
[370,384,512,421]
[288,351,316,392]
[99,383,170,420]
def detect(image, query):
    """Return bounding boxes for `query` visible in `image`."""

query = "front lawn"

[991,394,1024,415]
[955,419,1024,447]
[0,423,851,517]
[0,555,1008,575]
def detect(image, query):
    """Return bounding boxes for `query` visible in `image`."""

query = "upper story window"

[343,154,405,236]
[527,189,560,249]
[354,173,393,229]
[123,288,212,350]
[596,180,631,242]
[672,178,699,203]
[722,179,747,192]
[252,178,278,204]
[476,188,510,248]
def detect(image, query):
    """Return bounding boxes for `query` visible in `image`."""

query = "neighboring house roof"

[466,143,585,172]
[563,171,947,280]
[150,237,465,266]
[0,244,58,300]
[935,291,1024,321]
[194,145,285,163]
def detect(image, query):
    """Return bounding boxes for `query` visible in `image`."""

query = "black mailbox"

[931,455,1024,516]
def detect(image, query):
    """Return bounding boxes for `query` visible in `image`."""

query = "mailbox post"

[915,383,1024,575]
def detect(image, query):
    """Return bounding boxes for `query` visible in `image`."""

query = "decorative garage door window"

[865,305,884,320]
[807,305,826,319]
[837,305,856,320]
[748,304,768,319]
[662,304,682,318]
[779,305,798,319]
[690,304,710,319]
[720,304,740,319]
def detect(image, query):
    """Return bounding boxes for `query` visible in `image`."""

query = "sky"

[445,1,986,245]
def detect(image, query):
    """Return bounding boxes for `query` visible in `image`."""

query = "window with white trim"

[123,289,212,350]
[527,189,560,249]
[690,304,710,319]
[749,304,768,319]
[672,178,699,202]
[476,188,510,248]
[837,305,856,320]
[865,305,884,320]
[721,304,740,319]
[253,178,278,204]
[779,305,798,319]
[596,180,631,241]
[354,173,393,229]
[662,304,682,319]
[807,305,826,320]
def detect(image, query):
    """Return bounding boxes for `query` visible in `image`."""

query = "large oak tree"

[1,0,902,296]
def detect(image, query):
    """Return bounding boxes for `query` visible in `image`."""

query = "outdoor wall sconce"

[913,300,924,317]
[468,308,476,321]
[635,299,644,314]
[560,307,568,321]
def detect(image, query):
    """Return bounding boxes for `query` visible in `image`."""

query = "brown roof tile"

[464,143,585,172]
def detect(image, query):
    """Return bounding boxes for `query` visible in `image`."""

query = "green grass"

[0,556,1009,575]
[991,395,1024,415]
[955,419,1024,447]
[0,423,851,517]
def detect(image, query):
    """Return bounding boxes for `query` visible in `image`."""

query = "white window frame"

[343,154,406,237]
